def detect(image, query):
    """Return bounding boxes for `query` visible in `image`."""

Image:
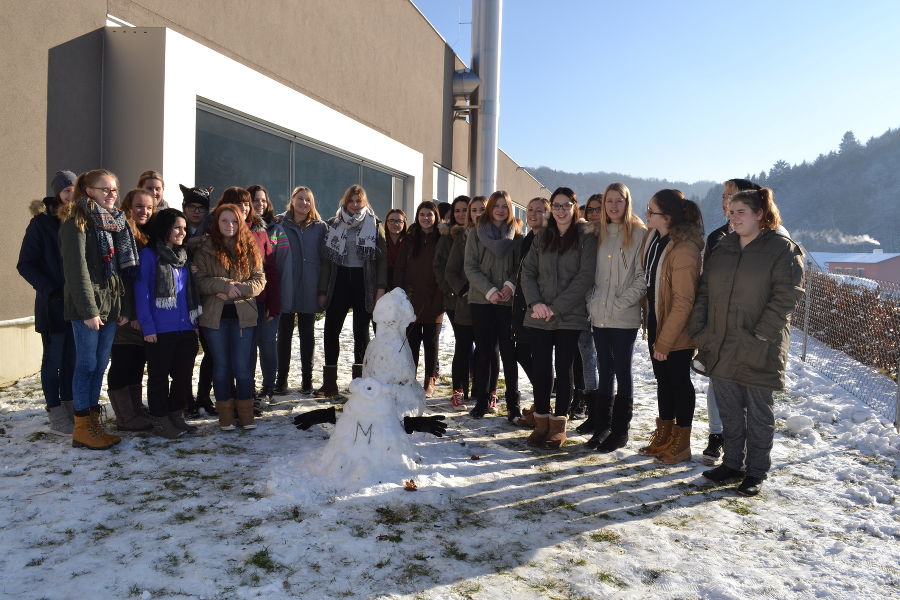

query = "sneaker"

[702,433,724,465]
[702,464,745,484]
[450,389,467,411]
[736,476,765,497]
[488,390,498,413]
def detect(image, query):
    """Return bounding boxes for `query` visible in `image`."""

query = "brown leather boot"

[423,376,436,398]
[638,418,674,456]
[526,413,551,447]
[314,365,339,399]
[236,399,256,430]
[544,415,568,449]
[217,399,236,431]
[90,406,121,446]
[72,413,116,450]
[657,425,692,464]
[514,405,536,428]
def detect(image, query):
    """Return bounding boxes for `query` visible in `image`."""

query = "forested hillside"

[697,129,900,252]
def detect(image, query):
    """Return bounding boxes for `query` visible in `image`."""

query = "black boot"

[299,373,313,395]
[575,390,598,434]
[314,365,339,400]
[568,389,587,420]
[351,363,363,380]
[195,395,217,417]
[505,391,522,424]
[585,393,613,449]
[596,395,632,453]
[273,377,289,396]
[469,395,490,419]
[702,433,724,465]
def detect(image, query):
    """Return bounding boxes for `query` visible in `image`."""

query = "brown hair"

[542,187,580,253]
[478,190,521,234]
[247,184,274,223]
[120,188,156,246]
[59,169,119,231]
[730,188,782,231]
[650,189,704,232]
[467,196,487,230]
[340,184,368,210]
[216,186,251,209]
[137,170,164,189]
[597,182,644,248]
[288,186,322,225]
[208,203,261,279]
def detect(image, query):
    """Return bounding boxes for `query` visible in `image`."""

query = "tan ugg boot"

[638,418,674,456]
[217,400,236,431]
[108,387,152,432]
[544,414,568,449]
[657,425,692,464]
[236,399,256,430]
[89,406,121,446]
[72,414,116,450]
[150,414,184,440]
[515,406,536,428]
[526,413,550,447]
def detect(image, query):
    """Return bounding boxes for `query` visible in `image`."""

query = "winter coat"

[318,216,388,314]
[134,246,196,336]
[689,229,805,390]
[394,229,444,324]
[444,226,473,326]
[510,230,536,336]
[17,200,66,334]
[113,236,148,346]
[248,214,281,318]
[520,222,598,331]
[433,223,456,311]
[277,211,327,314]
[640,221,704,355]
[463,225,523,307]
[704,222,730,264]
[59,217,126,323]
[386,232,405,290]
[588,222,647,330]
[192,236,266,329]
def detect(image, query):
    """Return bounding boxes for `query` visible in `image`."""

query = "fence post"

[895,356,899,433]
[801,260,812,362]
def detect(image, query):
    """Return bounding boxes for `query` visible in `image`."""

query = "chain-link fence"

[792,259,900,429]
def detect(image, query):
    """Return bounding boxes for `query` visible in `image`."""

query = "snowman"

[295,289,446,489]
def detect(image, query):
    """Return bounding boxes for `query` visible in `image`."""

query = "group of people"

[19,169,804,497]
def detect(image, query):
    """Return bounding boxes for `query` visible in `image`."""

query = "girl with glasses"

[519,187,598,448]
[384,208,408,290]
[639,189,704,464]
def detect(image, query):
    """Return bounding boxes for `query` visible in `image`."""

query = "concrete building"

[1,0,546,383]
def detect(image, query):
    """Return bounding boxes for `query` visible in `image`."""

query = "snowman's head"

[372,288,415,329]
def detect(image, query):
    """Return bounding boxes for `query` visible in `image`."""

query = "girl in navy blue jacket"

[134,209,201,439]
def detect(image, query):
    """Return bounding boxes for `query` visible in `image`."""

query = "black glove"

[293,407,337,430]
[403,415,447,437]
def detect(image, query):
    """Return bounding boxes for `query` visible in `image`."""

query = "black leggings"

[107,343,145,390]
[648,314,695,426]
[407,323,440,379]
[528,328,580,416]
[470,303,517,400]
[277,312,316,381]
[449,314,498,397]
[324,266,371,365]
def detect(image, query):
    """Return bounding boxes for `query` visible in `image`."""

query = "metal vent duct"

[470,0,502,197]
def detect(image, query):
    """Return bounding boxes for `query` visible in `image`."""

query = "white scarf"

[325,205,378,265]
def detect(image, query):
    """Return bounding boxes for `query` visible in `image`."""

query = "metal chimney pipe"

[470,0,502,197]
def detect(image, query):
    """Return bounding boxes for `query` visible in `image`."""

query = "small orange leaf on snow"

[470,454,481,460]
[404,479,418,491]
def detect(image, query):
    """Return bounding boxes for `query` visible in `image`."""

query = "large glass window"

[196,106,404,218]
[196,110,291,209]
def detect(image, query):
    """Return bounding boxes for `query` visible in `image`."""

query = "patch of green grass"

[163,480,186,492]
[26,557,45,567]
[441,540,468,561]
[60,469,72,476]
[92,524,114,541]
[450,581,482,598]
[171,511,195,524]
[241,517,263,529]
[245,548,279,573]
[374,558,391,568]
[724,498,752,516]
[27,431,53,442]
[374,504,423,525]
[641,568,672,584]
[597,570,627,588]
[376,533,403,543]
[589,530,622,544]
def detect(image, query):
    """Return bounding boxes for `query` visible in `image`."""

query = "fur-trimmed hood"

[29,199,47,216]
[438,222,452,236]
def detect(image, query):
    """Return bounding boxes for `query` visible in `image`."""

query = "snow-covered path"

[1,319,897,599]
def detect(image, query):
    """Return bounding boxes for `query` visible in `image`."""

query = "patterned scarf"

[324,205,378,265]
[476,221,516,258]
[79,196,140,280]
[153,241,201,323]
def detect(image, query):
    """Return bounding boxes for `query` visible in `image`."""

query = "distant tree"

[839,130,861,153]
[769,159,790,179]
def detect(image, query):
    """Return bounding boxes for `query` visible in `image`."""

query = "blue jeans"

[706,383,723,434]
[577,330,598,390]
[202,319,256,402]
[71,319,118,412]
[40,328,75,408]
[252,302,279,390]
[592,327,638,399]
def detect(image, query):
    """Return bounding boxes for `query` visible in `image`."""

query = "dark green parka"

[688,229,804,390]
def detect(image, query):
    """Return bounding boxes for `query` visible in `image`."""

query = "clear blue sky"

[413,0,900,183]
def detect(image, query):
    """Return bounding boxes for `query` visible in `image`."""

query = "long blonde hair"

[597,182,644,247]
[59,169,119,231]
[120,188,156,246]
[288,186,322,225]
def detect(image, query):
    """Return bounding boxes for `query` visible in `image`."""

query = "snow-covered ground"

[1,318,898,599]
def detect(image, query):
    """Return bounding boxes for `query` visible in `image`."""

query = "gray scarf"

[153,242,201,323]
[476,222,515,258]
[325,205,378,265]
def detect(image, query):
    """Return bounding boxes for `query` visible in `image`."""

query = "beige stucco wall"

[0,320,43,386]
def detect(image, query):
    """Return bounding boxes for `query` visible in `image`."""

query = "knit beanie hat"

[179,184,212,209]
[50,170,77,198]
